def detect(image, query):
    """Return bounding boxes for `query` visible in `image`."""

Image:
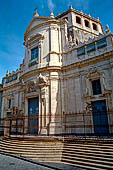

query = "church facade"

[1,6,113,136]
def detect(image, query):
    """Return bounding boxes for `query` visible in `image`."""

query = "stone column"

[49,72,62,135]
[81,16,85,29]
[89,20,93,32]
[49,24,59,66]
[40,86,47,135]
[24,97,28,134]
[39,93,42,134]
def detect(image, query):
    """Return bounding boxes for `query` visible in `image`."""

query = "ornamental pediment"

[24,33,44,46]
[24,17,50,39]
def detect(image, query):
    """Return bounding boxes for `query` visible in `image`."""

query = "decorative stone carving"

[21,79,37,93]
[69,34,73,43]
[41,87,47,103]
[84,77,91,98]
[106,24,111,34]
[20,74,49,94]
[12,106,23,116]
[102,73,107,90]
[25,80,37,93]
[85,102,92,113]
[38,74,49,85]
[102,73,112,92]
[87,66,101,78]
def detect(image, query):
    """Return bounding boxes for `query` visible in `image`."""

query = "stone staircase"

[0,137,113,169]
[0,137,63,162]
[62,142,113,169]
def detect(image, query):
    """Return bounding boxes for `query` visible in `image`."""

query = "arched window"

[93,23,98,31]
[76,16,81,24]
[85,20,90,28]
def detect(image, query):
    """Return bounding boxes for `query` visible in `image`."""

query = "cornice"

[56,9,102,24]
[19,66,62,81]
[62,52,113,72]
[2,82,21,91]
[24,34,45,46]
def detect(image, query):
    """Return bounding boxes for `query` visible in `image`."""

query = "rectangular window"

[7,112,11,117]
[97,38,107,49]
[92,79,102,95]
[31,47,38,60]
[87,43,95,53]
[8,99,11,109]
[77,47,85,56]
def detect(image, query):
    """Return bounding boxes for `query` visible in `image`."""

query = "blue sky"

[0,0,113,83]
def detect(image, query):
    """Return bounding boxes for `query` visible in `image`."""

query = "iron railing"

[0,111,113,136]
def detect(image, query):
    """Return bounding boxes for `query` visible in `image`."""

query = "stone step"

[63,147,113,155]
[20,154,61,158]
[1,138,113,169]
[64,145,113,152]
[62,159,107,170]
[0,147,63,153]
[0,139,62,144]
[31,158,61,162]
[0,146,63,152]
[0,142,63,149]
[64,143,113,149]
[29,158,61,163]
[0,151,61,157]
[63,152,113,162]
[62,154,113,166]
[64,144,113,149]
[63,149,113,158]
[62,156,113,169]
[0,150,61,162]
[0,141,63,146]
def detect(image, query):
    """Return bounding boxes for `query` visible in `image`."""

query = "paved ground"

[39,162,84,170]
[0,153,83,170]
[0,154,51,170]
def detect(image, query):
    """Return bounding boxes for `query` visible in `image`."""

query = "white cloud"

[47,0,55,12]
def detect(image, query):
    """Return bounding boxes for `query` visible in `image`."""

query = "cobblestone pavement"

[0,153,83,170]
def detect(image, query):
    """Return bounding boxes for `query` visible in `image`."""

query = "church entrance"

[28,97,39,135]
[92,100,109,135]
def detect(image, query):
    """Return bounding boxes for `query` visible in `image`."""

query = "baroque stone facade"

[1,6,113,136]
